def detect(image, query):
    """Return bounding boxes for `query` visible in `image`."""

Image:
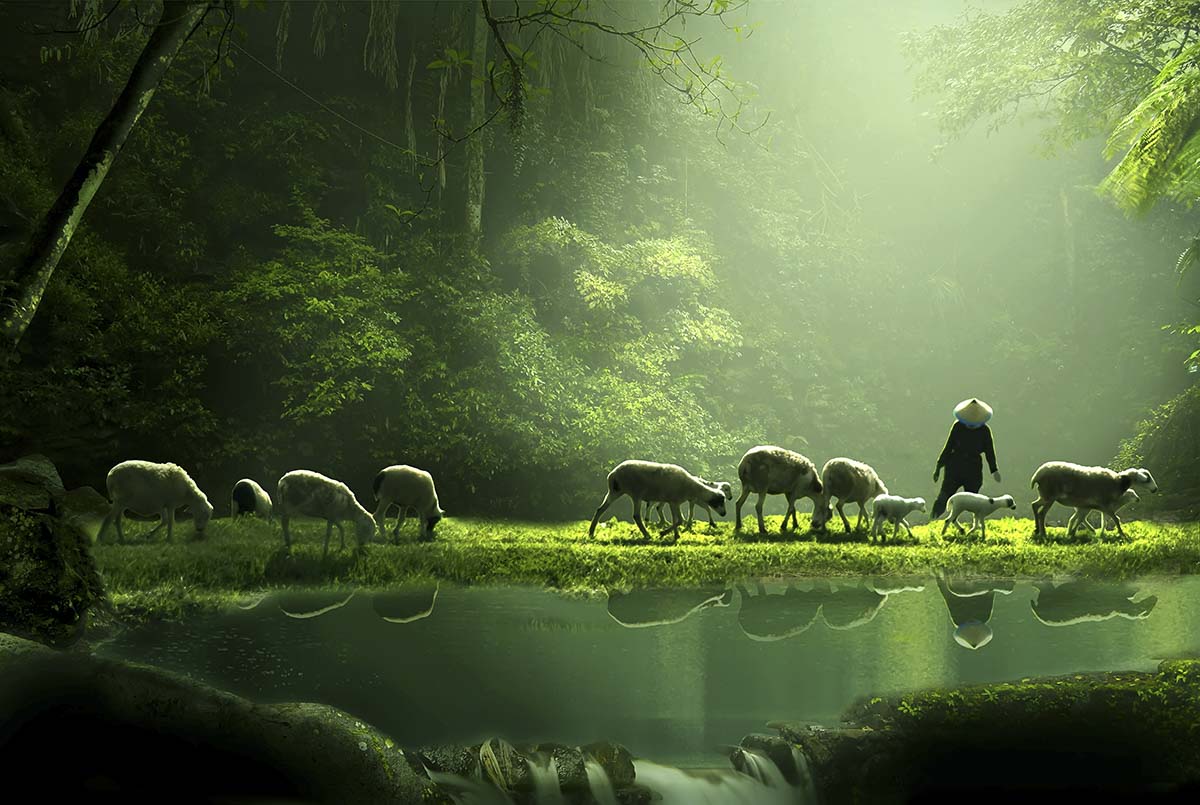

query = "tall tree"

[465,2,489,238]
[0,0,214,350]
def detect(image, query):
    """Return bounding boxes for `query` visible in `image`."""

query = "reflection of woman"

[935,573,1015,650]
[931,398,1002,520]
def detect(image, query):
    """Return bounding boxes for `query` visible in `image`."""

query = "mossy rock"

[0,453,64,510]
[776,661,1200,804]
[0,633,438,803]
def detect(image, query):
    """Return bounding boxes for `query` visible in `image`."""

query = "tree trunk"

[464,1,489,238]
[0,0,212,350]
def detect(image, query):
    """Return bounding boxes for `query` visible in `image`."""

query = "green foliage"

[1113,385,1200,515]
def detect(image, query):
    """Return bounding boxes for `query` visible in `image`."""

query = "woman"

[931,398,1002,520]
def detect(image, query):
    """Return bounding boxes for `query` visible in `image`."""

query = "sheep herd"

[94,446,1160,552]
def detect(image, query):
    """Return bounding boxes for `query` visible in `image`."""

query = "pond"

[94,574,1197,772]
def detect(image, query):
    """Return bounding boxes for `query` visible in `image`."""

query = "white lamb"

[276,469,375,556]
[588,460,727,541]
[1067,488,1140,536]
[373,464,445,542]
[230,478,272,521]
[810,457,888,532]
[1031,462,1158,539]
[870,494,926,542]
[98,460,213,543]
[941,492,1017,538]
[644,479,733,529]
[735,445,824,534]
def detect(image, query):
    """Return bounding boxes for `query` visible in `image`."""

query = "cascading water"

[633,750,815,805]
[525,755,565,805]
[583,758,619,805]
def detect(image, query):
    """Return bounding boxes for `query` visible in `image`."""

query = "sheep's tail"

[372,470,385,501]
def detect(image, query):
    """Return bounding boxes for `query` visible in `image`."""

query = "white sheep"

[940,492,1017,538]
[870,494,926,542]
[276,469,375,556]
[734,445,824,534]
[587,460,728,541]
[1067,488,1140,536]
[810,457,888,532]
[644,479,733,529]
[230,478,272,521]
[373,464,445,542]
[1031,462,1158,539]
[97,460,213,543]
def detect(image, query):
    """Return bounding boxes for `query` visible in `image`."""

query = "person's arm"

[934,423,957,480]
[984,426,999,477]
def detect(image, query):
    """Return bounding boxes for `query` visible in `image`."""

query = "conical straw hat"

[954,621,993,650]
[954,398,993,426]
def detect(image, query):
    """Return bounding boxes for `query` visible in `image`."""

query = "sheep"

[734,445,824,534]
[869,494,926,543]
[230,478,272,521]
[276,469,375,557]
[587,460,727,541]
[1067,488,1140,536]
[1031,462,1158,539]
[373,464,445,542]
[644,479,733,529]
[940,492,1017,539]
[810,457,887,532]
[97,460,213,544]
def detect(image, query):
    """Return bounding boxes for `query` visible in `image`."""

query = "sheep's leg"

[899,517,914,540]
[783,495,797,534]
[836,501,852,532]
[941,511,952,537]
[631,497,652,540]
[685,500,695,529]
[1032,497,1052,536]
[855,502,868,531]
[662,502,685,541]
[735,487,751,531]
[165,506,175,542]
[145,513,166,541]
[755,492,767,535]
[706,502,718,528]
[871,513,883,540]
[322,521,333,558]
[979,517,986,540]
[373,499,391,543]
[1106,508,1126,539]
[588,491,621,538]
[393,509,407,543]
[336,520,346,550]
[281,515,292,551]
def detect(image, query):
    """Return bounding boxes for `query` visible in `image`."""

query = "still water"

[95,575,1197,768]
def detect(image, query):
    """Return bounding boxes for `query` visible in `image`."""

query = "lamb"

[1067,488,1140,536]
[869,494,926,543]
[276,469,375,556]
[587,460,727,541]
[734,445,824,534]
[230,478,272,521]
[644,479,733,529]
[97,460,213,544]
[1030,461,1158,539]
[940,491,1017,538]
[373,464,445,542]
[810,457,887,532]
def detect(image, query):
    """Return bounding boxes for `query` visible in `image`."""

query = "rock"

[57,485,110,543]
[0,454,64,511]
[412,744,479,778]
[777,663,1200,803]
[736,733,805,787]
[581,740,636,788]
[530,743,589,792]
[0,632,438,803]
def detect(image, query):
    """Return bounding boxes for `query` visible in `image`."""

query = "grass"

[83,512,1200,620]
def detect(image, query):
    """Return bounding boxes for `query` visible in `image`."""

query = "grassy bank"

[86,514,1200,619]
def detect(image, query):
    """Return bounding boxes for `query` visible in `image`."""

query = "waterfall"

[525,755,565,805]
[634,754,813,805]
[583,758,619,805]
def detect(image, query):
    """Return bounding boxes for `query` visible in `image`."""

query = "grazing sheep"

[810,457,887,532]
[1031,462,1158,539]
[98,460,213,544]
[587,460,727,541]
[276,469,375,556]
[1067,488,1140,536]
[734,445,824,534]
[870,494,926,542]
[230,478,272,521]
[645,479,733,529]
[373,464,445,542]
[940,492,1017,539]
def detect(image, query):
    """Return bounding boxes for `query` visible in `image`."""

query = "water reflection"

[736,582,822,642]
[1031,579,1158,626]
[372,585,440,624]
[276,590,356,619]
[935,572,1016,650]
[606,587,733,628]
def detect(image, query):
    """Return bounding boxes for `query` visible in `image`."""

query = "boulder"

[57,485,110,543]
[0,453,64,511]
[0,633,439,804]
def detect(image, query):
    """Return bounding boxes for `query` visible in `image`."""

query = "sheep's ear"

[1119,476,1133,491]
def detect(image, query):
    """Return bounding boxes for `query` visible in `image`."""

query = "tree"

[0,0,216,350]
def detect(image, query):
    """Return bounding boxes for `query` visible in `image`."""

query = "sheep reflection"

[736,580,888,640]
[606,586,733,628]
[1031,579,1157,626]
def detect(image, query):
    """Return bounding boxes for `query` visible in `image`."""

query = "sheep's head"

[810,473,823,495]
[996,494,1016,510]
[194,496,214,533]
[1126,468,1158,495]
[707,491,727,516]
[426,506,446,534]
[912,497,927,513]
[354,515,376,545]
[811,502,833,530]
[718,481,734,500]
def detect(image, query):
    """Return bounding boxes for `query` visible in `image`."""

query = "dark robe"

[932,421,999,518]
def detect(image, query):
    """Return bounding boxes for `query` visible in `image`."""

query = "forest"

[0,0,1196,520]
